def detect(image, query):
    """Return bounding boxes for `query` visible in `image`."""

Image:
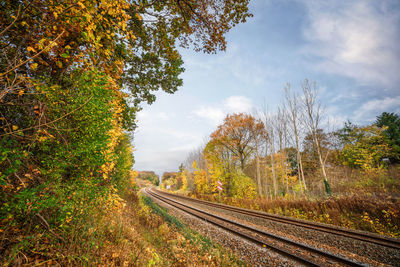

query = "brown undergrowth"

[190,193,400,238]
[1,188,245,266]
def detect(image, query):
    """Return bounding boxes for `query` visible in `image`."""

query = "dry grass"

[305,165,400,196]
[187,165,400,237]
[191,193,400,238]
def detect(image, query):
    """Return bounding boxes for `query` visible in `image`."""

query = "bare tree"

[263,112,278,197]
[284,83,307,193]
[276,105,289,194]
[282,109,291,194]
[301,79,330,194]
[184,137,210,172]
[249,114,265,196]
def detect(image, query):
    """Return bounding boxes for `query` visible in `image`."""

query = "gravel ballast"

[145,189,400,266]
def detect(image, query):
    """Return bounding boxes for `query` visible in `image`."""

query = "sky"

[133,0,400,176]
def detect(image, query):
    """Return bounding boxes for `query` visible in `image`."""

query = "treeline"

[168,81,400,198]
[160,167,188,191]
[137,171,159,186]
[0,0,251,264]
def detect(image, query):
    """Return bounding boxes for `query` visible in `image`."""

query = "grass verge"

[139,193,246,266]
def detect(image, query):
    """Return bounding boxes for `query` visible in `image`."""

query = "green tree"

[376,112,400,162]
[340,125,392,171]
[334,120,358,147]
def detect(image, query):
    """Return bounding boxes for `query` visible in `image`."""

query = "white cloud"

[134,149,187,175]
[324,114,348,130]
[224,95,253,113]
[354,95,400,122]
[193,95,254,125]
[194,106,226,125]
[134,99,204,174]
[302,0,400,88]
[181,43,284,88]
[169,144,198,152]
[157,112,169,120]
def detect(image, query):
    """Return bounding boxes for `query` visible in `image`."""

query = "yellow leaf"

[31,63,38,70]
[53,12,58,19]
[12,125,18,131]
[38,136,47,142]
[56,61,63,68]
[38,38,46,49]
[78,2,85,9]
[27,46,36,52]
[18,90,24,96]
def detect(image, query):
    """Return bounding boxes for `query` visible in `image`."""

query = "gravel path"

[145,190,400,266]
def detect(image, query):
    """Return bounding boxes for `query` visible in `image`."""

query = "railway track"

[154,188,400,250]
[145,188,364,266]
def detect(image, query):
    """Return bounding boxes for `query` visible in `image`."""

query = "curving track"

[154,188,400,250]
[145,188,365,266]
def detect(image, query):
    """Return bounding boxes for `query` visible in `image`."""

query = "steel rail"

[146,188,364,267]
[155,189,400,250]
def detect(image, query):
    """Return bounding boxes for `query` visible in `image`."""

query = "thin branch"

[49,121,69,146]
[0,30,65,77]
[36,213,66,242]
[6,158,26,188]
[0,94,93,137]
[0,5,21,36]
[18,251,29,264]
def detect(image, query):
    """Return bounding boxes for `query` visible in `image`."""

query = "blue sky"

[133,0,400,175]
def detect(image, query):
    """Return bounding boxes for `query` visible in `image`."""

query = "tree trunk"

[284,84,307,194]
[263,146,270,197]
[314,134,330,194]
[279,134,288,195]
[269,141,277,197]
[302,79,329,195]
[294,125,307,192]
[255,144,262,196]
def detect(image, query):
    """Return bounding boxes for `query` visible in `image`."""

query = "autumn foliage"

[0,0,251,264]
[172,108,400,236]
[176,111,400,236]
[180,109,399,200]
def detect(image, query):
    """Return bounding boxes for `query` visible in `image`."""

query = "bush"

[229,172,257,199]
[0,70,134,264]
